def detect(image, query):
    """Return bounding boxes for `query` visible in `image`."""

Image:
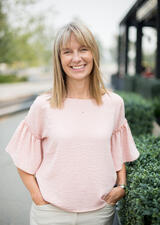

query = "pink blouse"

[5,91,140,212]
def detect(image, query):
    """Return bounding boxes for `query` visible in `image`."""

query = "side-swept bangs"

[57,22,98,59]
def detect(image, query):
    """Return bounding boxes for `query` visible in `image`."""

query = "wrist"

[114,184,127,193]
[117,184,126,190]
[117,185,126,197]
[30,190,41,199]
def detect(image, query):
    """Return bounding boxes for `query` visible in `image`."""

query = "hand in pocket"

[31,191,50,206]
[102,187,125,205]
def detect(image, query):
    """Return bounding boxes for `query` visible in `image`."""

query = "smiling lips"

[70,64,86,71]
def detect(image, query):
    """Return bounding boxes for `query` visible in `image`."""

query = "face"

[60,33,93,81]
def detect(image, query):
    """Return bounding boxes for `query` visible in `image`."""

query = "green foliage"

[115,90,154,136]
[0,74,27,83]
[0,0,54,66]
[135,76,160,99]
[0,0,15,64]
[122,75,160,99]
[118,135,160,225]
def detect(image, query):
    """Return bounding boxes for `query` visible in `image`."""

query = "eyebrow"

[61,46,88,51]
[61,48,70,51]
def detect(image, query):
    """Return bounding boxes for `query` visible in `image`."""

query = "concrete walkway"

[0,75,52,117]
[0,77,51,103]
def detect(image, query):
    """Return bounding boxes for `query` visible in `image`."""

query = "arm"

[103,163,126,204]
[116,163,127,186]
[17,168,49,205]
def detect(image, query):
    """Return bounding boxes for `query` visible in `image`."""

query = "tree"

[0,0,56,67]
[0,0,15,64]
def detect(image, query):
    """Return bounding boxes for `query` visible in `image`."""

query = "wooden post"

[125,25,129,74]
[136,23,142,75]
[156,0,160,79]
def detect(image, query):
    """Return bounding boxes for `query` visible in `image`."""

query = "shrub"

[118,135,160,225]
[115,90,154,136]
[0,74,28,83]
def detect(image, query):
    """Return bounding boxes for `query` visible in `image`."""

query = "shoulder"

[32,92,51,108]
[27,93,51,118]
[25,93,51,124]
[104,90,124,106]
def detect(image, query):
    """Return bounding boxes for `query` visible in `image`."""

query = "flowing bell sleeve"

[111,97,140,171]
[5,96,44,175]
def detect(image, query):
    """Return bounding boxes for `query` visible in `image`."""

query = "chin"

[74,74,90,80]
[67,72,90,80]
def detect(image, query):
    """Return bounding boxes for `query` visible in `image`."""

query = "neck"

[66,77,91,99]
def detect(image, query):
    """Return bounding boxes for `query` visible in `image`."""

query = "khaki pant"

[30,201,116,225]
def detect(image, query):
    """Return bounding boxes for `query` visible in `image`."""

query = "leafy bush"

[121,75,160,99]
[0,74,28,83]
[115,90,154,136]
[118,134,160,225]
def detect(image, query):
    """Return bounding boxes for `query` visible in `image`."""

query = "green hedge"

[115,90,154,136]
[118,135,160,225]
[122,75,160,99]
[123,75,136,92]
[0,74,28,83]
[134,76,160,99]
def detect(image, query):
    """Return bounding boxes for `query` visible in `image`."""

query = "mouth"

[70,64,86,71]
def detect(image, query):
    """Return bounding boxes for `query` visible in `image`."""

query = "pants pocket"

[32,201,65,212]
[32,201,53,210]
[104,201,116,208]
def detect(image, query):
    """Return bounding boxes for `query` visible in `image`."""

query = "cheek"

[60,56,69,69]
[88,57,94,73]
[88,55,93,68]
[86,53,93,64]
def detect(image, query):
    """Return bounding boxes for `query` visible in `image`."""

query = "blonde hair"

[45,21,111,109]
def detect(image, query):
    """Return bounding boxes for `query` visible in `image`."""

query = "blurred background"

[0,0,136,102]
[0,0,160,225]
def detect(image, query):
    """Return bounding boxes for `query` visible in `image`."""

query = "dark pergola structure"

[118,0,160,79]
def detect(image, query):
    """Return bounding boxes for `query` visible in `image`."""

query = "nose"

[72,51,82,63]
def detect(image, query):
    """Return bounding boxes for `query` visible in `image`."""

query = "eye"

[80,47,88,51]
[63,50,71,54]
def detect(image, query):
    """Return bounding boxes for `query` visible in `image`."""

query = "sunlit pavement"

[0,73,52,117]
[0,111,31,225]
[0,76,52,103]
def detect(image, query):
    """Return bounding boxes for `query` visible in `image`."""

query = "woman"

[5,21,140,225]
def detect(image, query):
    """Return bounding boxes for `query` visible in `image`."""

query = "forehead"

[60,32,87,49]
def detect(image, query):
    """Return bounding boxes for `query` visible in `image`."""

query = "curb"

[0,94,38,118]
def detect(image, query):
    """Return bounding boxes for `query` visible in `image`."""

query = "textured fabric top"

[5,91,140,212]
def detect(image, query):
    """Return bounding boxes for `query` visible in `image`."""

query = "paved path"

[0,77,51,103]
[0,73,51,117]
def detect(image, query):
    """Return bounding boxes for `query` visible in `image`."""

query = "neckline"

[66,97,93,100]
[65,93,106,101]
